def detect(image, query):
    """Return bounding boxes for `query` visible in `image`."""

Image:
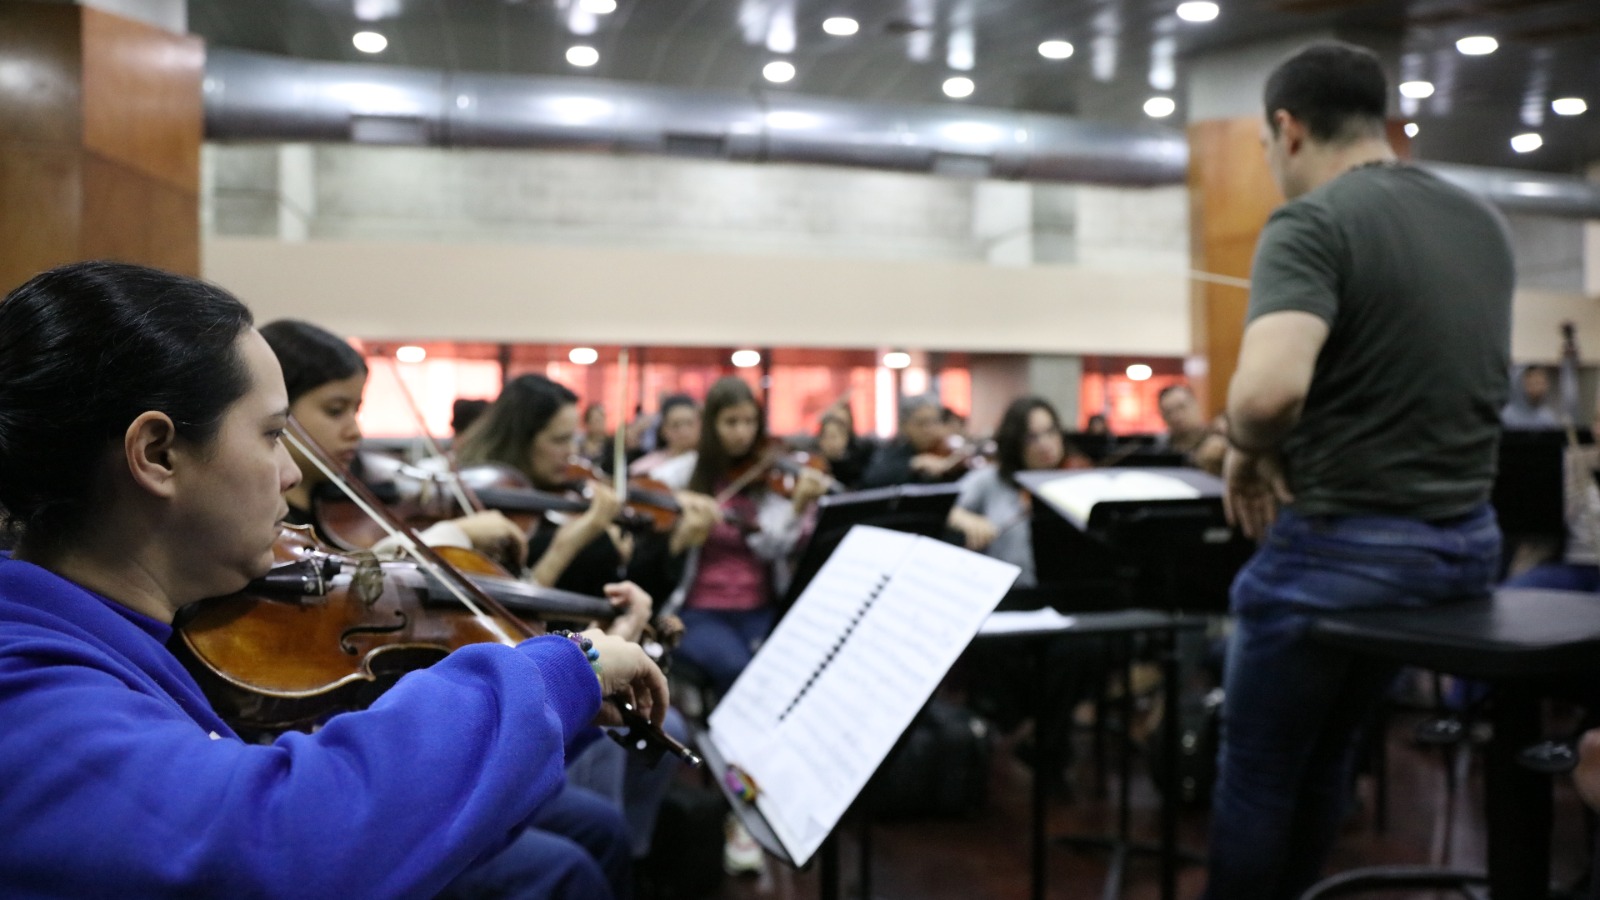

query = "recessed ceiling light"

[1398,81,1434,99]
[942,76,975,99]
[1126,364,1153,381]
[1510,132,1543,153]
[352,31,388,53]
[822,17,859,36]
[882,352,911,370]
[578,0,617,12]
[395,345,426,363]
[566,45,599,67]
[1404,122,1419,138]
[731,350,762,368]
[1456,35,1498,56]
[568,347,599,365]
[1552,97,1588,116]
[763,60,796,83]
[1175,2,1219,23]
[1143,96,1176,118]
[1038,40,1074,60]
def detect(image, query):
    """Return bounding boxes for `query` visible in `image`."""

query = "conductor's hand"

[1223,447,1293,542]
[582,629,669,728]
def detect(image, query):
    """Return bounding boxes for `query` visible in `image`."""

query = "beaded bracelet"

[550,629,604,679]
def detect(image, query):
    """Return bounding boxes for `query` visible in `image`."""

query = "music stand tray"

[780,483,960,616]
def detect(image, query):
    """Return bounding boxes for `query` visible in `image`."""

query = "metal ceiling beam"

[204,48,1600,217]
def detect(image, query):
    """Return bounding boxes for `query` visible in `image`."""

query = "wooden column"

[0,1,201,291]
[1186,117,1281,417]
[1187,117,1412,416]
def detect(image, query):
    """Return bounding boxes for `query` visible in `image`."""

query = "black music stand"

[1018,467,1252,614]
[1015,468,1252,900]
[779,483,959,618]
[1492,429,1587,539]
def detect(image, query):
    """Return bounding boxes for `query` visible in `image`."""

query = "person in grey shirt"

[1501,324,1579,429]
[950,396,1071,585]
[1207,42,1511,900]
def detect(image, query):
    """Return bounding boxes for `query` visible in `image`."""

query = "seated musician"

[452,374,717,606]
[947,396,1068,576]
[1155,383,1227,475]
[815,405,874,491]
[859,393,965,487]
[948,396,1105,786]
[1501,324,1578,430]
[649,376,829,694]
[265,316,683,882]
[1502,402,1600,592]
[259,319,530,565]
[628,393,700,479]
[0,261,668,898]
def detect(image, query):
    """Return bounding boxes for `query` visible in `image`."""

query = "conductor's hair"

[1264,42,1388,144]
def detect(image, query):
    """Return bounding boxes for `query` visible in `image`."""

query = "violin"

[175,421,700,767]
[553,458,689,534]
[717,440,839,506]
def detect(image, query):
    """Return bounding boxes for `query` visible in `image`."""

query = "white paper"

[978,607,1078,635]
[708,525,1020,866]
[1034,471,1201,529]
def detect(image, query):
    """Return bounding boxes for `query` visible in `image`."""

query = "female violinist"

[627,393,700,479]
[259,319,528,567]
[650,376,829,694]
[0,261,667,898]
[947,396,1070,586]
[454,374,716,605]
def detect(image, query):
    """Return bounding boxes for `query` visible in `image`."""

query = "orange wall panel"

[81,7,203,195]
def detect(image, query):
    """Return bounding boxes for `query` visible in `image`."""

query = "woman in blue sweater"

[0,261,668,899]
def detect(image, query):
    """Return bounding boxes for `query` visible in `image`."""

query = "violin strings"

[283,427,519,646]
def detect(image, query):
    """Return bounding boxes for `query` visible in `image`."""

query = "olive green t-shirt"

[1247,163,1514,520]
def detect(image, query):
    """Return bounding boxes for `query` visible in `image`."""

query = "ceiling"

[187,0,1600,173]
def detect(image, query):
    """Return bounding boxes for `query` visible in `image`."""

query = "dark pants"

[1201,505,1501,900]
[438,784,632,900]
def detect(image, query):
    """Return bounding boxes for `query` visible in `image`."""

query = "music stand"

[1491,429,1586,538]
[1019,467,1250,614]
[779,483,960,618]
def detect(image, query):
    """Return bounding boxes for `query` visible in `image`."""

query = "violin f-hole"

[340,611,409,655]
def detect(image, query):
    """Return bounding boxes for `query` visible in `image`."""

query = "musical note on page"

[708,525,1019,866]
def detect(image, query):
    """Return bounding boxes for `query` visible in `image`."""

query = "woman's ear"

[124,411,180,499]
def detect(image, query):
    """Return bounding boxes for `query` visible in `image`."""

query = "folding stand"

[1015,468,1252,900]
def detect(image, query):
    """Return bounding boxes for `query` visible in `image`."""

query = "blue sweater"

[0,557,601,898]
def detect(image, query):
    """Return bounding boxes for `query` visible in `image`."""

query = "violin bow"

[286,419,531,646]
[383,352,486,516]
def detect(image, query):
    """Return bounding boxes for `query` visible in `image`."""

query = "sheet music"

[1033,470,1201,529]
[708,525,1019,866]
[978,607,1078,635]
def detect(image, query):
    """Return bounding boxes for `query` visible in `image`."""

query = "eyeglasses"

[1025,429,1061,444]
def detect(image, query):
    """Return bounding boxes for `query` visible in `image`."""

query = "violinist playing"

[260,319,531,569]
[453,374,718,607]
[0,261,668,898]
[947,396,1071,586]
[650,376,829,695]
[859,393,969,488]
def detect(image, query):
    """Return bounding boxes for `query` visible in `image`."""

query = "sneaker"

[722,814,766,875]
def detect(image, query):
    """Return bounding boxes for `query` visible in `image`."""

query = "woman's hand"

[573,482,622,540]
[582,629,669,727]
[790,467,830,513]
[449,510,529,570]
[669,490,718,554]
[603,581,654,642]
[948,507,999,552]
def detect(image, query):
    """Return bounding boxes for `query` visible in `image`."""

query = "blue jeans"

[676,608,773,693]
[1504,561,1600,592]
[1202,505,1501,900]
[438,784,631,900]
[566,708,691,857]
